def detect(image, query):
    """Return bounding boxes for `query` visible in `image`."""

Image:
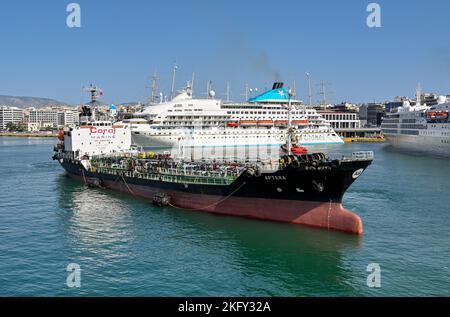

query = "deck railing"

[94,166,237,186]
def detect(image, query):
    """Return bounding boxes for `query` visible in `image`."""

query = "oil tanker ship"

[53,86,373,235]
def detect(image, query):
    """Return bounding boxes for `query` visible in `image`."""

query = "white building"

[318,111,361,129]
[26,122,40,132]
[0,106,24,130]
[29,109,58,128]
[28,108,79,130]
[58,109,79,127]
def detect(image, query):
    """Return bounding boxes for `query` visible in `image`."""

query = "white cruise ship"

[128,82,344,149]
[381,96,450,157]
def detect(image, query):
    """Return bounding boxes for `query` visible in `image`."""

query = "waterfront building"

[26,122,40,132]
[317,110,361,130]
[29,109,58,128]
[359,103,385,127]
[0,106,24,131]
[317,109,381,138]
[57,109,79,127]
[28,108,79,130]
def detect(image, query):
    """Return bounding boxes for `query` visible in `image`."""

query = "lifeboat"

[427,111,449,119]
[281,144,308,154]
[274,120,288,127]
[292,120,309,126]
[257,120,274,126]
[436,111,449,118]
[227,122,239,128]
[291,146,308,155]
[240,120,258,126]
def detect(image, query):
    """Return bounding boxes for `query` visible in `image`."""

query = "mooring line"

[81,166,88,186]
[120,173,138,197]
[169,181,246,212]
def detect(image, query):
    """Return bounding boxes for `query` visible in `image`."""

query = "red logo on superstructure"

[90,126,116,134]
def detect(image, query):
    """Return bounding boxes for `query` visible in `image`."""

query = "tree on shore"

[6,122,26,132]
[6,122,17,131]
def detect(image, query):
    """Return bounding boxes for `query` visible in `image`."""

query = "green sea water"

[0,137,449,296]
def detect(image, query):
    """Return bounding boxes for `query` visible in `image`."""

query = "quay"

[0,132,57,138]
[343,137,385,143]
[335,127,384,142]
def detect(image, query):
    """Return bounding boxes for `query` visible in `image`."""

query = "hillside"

[0,95,71,108]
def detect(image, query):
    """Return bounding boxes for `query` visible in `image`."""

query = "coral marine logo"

[90,127,116,134]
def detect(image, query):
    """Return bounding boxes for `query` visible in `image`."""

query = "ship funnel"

[272,82,284,90]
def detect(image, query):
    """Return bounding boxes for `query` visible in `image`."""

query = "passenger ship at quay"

[381,94,450,157]
[128,82,344,148]
[53,87,373,235]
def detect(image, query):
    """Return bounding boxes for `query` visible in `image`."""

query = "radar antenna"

[80,84,103,122]
[82,84,103,105]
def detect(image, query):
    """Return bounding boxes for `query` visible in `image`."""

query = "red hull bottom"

[71,175,363,235]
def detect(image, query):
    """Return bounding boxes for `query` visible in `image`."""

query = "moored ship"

[53,87,373,235]
[129,82,344,148]
[381,93,450,157]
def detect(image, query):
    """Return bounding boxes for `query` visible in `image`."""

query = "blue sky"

[1,0,450,105]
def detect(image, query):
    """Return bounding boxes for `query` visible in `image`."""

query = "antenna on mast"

[191,72,195,97]
[286,88,294,155]
[292,80,297,98]
[416,83,422,106]
[318,80,333,109]
[306,72,312,106]
[81,84,103,122]
[146,71,159,104]
[170,64,178,100]
[83,84,103,105]
[321,80,327,108]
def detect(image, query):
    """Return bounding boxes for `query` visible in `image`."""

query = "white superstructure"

[129,82,343,148]
[58,84,132,158]
[381,96,450,157]
[62,121,131,157]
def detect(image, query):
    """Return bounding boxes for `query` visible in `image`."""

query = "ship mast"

[320,80,327,109]
[191,72,195,97]
[287,88,294,155]
[81,84,103,122]
[306,72,312,106]
[416,83,422,106]
[151,71,158,104]
[170,64,178,100]
[146,71,159,104]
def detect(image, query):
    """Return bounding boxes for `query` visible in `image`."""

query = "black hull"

[60,159,371,204]
[57,158,372,235]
